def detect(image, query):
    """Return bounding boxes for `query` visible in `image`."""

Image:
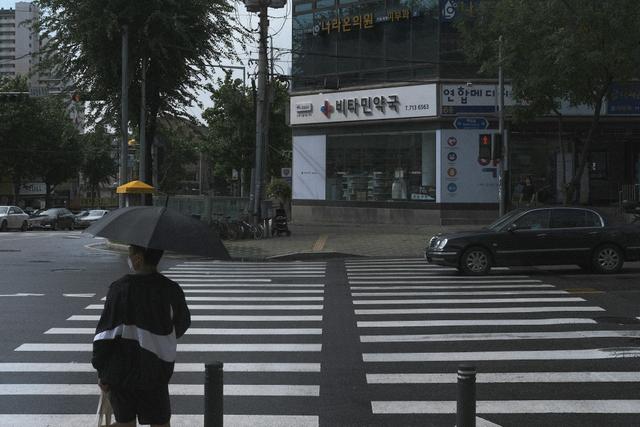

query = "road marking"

[168,266,326,270]
[353,297,585,305]
[178,283,324,288]
[182,261,326,266]
[348,280,541,284]
[173,278,273,282]
[357,318,597,327]
[68,314,323,322]
[0,384,319,396]
[0,362,320,372]
[165,269,326,274]
[165,273,324,280]
[355,306,605,315]
[184,296,324,301]
[85,304,324,310]
[47,327,323,335]
[0,293,44,297]
[15,343,322,352]
[348,274,532,279]
[367,371,640,384]
[360,330,640,342]
[311,234,328,251]
[0,414,319,427]
[352,290,567,297]
[371,400,640,414]
[363,348,640,362]
[351,284,553,290]
[63,293,95,298]
[183,289,325,293]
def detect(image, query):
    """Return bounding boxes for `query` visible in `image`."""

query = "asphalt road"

[0,230,640,426]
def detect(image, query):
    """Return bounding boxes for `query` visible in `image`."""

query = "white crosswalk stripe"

[2,261,326,424]
[346,257,640,425]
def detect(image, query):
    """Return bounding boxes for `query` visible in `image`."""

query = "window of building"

[326,132,437,202]
[292,0,439,91]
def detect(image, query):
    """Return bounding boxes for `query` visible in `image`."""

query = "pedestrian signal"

[478,133,491,164]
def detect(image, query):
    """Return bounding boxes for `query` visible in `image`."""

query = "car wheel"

[592,244,623,274]
[460,246,492,275]
[20,221,27,232]
[0,221,6,232]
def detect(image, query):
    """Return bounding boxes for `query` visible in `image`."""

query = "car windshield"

[486,209,525,231]
[0,207,7,214]
[88,210,105,216]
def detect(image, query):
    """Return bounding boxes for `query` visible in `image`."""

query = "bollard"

[456,365,476,427]
[204,361,223,427]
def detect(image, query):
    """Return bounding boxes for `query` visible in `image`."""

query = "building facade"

[289,0,640,224]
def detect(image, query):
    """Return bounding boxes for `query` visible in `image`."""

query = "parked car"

[426,207,640,275]
[0,205,30,231]
[75,209,110,228]
[31,207,76,230]
[74,210,90,220]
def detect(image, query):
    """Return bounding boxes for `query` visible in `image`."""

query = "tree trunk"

[568,82,610,204]
[11,178,21,206]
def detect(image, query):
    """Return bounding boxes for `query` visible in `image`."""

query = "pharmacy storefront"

[290,83,503,224]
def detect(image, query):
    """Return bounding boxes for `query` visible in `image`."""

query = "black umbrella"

[84,206,230,259]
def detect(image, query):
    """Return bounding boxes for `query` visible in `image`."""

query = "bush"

[266,179,291,201]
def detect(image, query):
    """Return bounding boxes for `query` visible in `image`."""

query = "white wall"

[292,135,326,200]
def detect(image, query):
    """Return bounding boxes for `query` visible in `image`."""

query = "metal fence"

[153,195,251,224]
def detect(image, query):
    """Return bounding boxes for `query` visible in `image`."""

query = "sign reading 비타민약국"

[290,84,437,125]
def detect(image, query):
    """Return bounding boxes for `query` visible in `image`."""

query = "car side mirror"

[507,223,518,232]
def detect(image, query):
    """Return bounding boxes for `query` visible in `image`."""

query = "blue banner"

[607,83,640,115]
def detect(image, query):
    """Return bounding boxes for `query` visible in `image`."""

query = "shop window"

[326,132,436,202]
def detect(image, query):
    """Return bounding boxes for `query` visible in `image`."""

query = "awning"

[116,180,155,194]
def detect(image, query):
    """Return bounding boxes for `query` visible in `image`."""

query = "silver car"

[0,206,30,231]
[75,209,110,228]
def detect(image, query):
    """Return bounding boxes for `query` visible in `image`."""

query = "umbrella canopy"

[116,180,155,194]
[84,206,230,259]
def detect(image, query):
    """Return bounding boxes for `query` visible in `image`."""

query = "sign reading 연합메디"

[290,84,437,125]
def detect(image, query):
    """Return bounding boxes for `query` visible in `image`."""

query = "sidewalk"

[224,222,470,260]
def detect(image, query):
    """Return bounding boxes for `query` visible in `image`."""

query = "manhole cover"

[594,316,640,325]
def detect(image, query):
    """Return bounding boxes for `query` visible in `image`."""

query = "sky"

[0,0,292,121]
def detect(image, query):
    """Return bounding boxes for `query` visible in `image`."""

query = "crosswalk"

[346,258,640,426]
[0,260,326,427]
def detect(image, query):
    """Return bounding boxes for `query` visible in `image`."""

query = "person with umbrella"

[92,244,190,426]
[86,206,230,426]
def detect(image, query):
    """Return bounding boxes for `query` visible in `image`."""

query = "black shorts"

[109,384,171,425]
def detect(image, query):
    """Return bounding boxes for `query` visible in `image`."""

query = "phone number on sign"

[405,104,430,111]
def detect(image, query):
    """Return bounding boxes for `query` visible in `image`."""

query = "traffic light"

[492,133,502,160]
[478,133,491,164]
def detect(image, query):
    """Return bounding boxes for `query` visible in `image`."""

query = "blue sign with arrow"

[453,117,489,129]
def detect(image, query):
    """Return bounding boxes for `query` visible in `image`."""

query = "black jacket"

[92,272,191,389]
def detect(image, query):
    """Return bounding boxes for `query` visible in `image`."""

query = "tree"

[456,0,640,203]
[202,73,292,196]
[35,0,245,196]
[80,126,118,206]
[154,118,200,194]
[0,76,43,204]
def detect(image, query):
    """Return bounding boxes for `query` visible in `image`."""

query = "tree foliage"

[80,126,118,204]
[35,0,245,188]
[202,73,292,195]
[0,76,81,206]
[456,0,640,202]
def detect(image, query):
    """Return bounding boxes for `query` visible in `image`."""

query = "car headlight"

[436,238,448,250]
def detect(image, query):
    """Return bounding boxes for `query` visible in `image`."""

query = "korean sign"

[290,84,437,125]
[441,84,515,115]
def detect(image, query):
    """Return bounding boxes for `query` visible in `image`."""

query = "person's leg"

[137,384,171,426]
[109,387,138,427]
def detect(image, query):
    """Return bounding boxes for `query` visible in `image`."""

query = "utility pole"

[119,25,129,209]
[253,3,269,219]
[498,35,507,217]
[139,56,147,185]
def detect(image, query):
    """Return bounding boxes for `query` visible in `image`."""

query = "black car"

[426,207,640,275]
[34,208,76,230]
